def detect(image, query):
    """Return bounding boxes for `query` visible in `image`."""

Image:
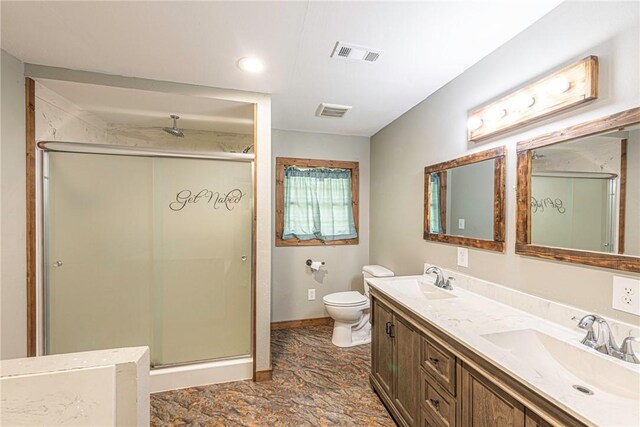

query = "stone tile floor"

[151,326,394,426]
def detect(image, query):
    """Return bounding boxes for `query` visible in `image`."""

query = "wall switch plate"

[457,247,468,268]
[308,289,316,301]
[458,218,465,229]
[612,276,640,315]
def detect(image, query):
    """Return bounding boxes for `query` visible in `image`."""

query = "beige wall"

[271,129,370,322]
[0,50,27,359]
[370,1,640,324]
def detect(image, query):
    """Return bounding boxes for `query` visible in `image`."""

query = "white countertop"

[367,275,640,427]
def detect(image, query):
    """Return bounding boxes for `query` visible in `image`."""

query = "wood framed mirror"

[516,107,640,272]
[424,146,506,252]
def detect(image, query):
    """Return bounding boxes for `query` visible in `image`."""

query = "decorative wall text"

[170,189,245,212]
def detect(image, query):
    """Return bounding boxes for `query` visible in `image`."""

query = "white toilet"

[323,265,394,347]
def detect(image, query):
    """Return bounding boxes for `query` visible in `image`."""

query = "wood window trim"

[275,157,359,247]
[515,107,640,272]
[423,146,506,252]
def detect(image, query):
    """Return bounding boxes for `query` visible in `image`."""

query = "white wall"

[271,129,370,322]
[0,50,27,359]
[370,1,640,324]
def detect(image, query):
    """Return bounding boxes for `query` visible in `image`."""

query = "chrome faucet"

[574,314,639,364]
[425,266,454,290]
[619,336,640,364]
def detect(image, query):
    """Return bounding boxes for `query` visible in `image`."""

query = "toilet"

[323,265,394,347]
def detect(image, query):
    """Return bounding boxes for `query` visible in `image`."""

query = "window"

[276,157,359,246]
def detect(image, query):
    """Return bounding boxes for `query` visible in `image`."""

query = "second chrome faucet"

[575,314,639,364]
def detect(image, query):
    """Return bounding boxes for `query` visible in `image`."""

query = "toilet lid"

[323,291,368,307]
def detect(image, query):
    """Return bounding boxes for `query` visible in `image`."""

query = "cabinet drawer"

[422,337,456,395]
[421,369,456,427]
[421,409,440,427]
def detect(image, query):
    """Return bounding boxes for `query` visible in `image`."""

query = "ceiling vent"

[316,103,352,118]
[330,41,382,63]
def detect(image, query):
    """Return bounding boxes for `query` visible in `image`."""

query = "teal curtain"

[429,173,443,234]
[283,167,357,241]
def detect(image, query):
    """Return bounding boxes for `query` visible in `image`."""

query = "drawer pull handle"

[429,398,440,411]
[429,356,439,365]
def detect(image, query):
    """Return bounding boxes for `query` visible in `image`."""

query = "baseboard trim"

[254,369,272,382]
[271,316,334,330]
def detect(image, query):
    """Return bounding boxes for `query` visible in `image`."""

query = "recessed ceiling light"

[237,57,264,73]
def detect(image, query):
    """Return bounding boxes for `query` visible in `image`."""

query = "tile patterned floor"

[151,326,395,426]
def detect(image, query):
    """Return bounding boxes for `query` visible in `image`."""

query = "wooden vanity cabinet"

[371,297,420,427]
[370,291,587,427]
[460,364,525,427]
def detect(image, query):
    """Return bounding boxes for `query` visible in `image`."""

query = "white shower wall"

[35,82,253,152]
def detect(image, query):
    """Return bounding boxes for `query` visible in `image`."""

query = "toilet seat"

[323,291,368,307]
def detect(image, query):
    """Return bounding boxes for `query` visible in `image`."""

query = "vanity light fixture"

[467,56,598,142]
[237,57,264,73]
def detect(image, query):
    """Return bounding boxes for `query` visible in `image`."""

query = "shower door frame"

[36,141,256,371]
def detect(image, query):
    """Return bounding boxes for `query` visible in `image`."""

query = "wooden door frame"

[26,77,37,356]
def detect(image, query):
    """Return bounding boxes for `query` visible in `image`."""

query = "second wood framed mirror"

[424,146,506,252]
[516,107,640,272]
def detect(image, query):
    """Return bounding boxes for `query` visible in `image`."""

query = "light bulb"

[467,116,483,132]
[548,77,571,94]
[515,94,535,110]
[489,108,507,121]
[237,57,264,73]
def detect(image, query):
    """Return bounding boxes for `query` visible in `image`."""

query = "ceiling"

[1,1,563,137]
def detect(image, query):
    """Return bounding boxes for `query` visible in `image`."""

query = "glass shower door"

[45,152,155,355]
[151,157,252,366]
[45,151,253,367]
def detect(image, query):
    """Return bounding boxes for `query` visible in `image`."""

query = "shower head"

[163,114,184,138]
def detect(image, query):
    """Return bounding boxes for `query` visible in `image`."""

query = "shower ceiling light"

[467,56,598,142]
[237,57,264,73]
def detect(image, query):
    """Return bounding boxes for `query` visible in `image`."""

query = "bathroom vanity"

[368,276,640,427]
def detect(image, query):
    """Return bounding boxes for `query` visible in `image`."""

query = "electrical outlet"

[458,218,465,230]
[308,289,316,301]
[457,247,468,268]
[612,276,640,315]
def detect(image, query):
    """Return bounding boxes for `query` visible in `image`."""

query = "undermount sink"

[482,329,640,400]
[391,278,457,301]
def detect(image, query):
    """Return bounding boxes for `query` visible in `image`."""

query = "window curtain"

[429,173,443,233]
[283,166,357,241]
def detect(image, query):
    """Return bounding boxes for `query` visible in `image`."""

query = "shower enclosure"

[41,143,253,368]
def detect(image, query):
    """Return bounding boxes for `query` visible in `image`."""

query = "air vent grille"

[331,41,382,63]
[316,103,352,119]
[338,46,352,58]
[364,52,380,62]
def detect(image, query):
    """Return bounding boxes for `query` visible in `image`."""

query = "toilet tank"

[362,265,394,296]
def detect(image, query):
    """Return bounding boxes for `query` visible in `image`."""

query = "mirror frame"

[424,146,506,252]
[516,107,640,272]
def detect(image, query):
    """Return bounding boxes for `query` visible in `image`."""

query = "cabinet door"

[525,411,553,427]
[461,366,525,427]
[393,315,421,427]
[372,298,394,399]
